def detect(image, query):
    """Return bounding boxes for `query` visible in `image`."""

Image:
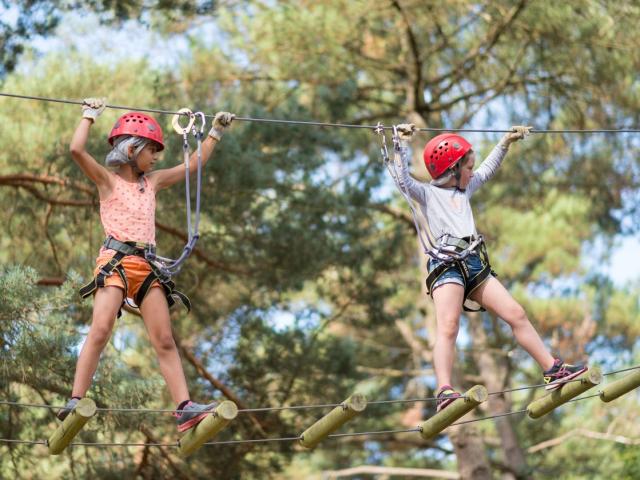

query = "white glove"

[500,125,532,147]
[396,123,417,141]
[82,98,106,122]
[208,111,236,141]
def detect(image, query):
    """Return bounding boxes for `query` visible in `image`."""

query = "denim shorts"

[427,253,487,292]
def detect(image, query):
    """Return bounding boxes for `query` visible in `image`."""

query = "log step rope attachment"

[419,385,487,441]
[527,367,602,419]
[2,365,639,450]
[178,400,238,456]
[600,368,640,403]
[47,398,96,455]
[299,394,367,449]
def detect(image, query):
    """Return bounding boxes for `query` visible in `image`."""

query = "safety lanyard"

[145,108,205,277]
[376,124,480,263]
[181,110,205,244]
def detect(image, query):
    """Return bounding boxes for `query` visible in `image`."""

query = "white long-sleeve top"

[394,141,509,242]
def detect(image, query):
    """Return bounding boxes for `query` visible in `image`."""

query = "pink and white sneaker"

[543,358,588,391]
[174,401,217,432]
[436,385,462,412]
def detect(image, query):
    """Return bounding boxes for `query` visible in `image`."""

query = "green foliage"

[2,1,640,478]
[0,0,217,76]
[0,1,59,76]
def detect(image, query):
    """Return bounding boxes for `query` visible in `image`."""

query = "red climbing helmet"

[108,112,165,151]
[423,133,472,179]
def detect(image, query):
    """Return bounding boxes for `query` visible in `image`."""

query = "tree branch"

[0,173,95,195]
[428,0,528,88]
[322,465,460,479]
[0,175,249,275]
[367,202,415,230]
[43,203,63,274]
[155,221,250,275]
[177,341,268,436]
[138,424,190,480]
[356,365,433,377]
[3,182,94,206]
[391,0,425,112]
[528,428,640,453]
[36,277,66,286]
[395,318,432,364]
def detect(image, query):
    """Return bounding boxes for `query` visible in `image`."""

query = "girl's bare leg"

[71,286,123,397]
[432,283,465,389]
[471,277,555,370]
[139,287,190,404]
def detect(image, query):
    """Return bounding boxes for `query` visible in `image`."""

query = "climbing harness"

[376,124,495,310]
[80,108,206,314]
[78,237,191,315]
[424,236,494,312]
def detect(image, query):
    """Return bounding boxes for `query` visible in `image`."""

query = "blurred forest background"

[1,1,640,479]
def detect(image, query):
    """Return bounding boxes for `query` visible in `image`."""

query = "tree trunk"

[401,113,493,479]
[448,423,493,480]
[470,315,529,479]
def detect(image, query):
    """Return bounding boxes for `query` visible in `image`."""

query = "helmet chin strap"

[431,164,464,191]
[454,165,464,192]
[431,171,454,186]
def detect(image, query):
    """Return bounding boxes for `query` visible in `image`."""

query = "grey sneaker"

[57,397,80,421]
[174,401,217,432]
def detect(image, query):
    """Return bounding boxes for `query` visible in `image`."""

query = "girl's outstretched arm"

[151,111,235,191]
[394,123,428,205]
[466,125,531,195]
[69,98,113,196]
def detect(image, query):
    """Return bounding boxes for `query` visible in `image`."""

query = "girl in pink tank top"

[60,97,235,433]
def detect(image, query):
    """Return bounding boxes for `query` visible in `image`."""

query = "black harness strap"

[425,239,496,312]
[134,260,191,312]
[79,237,191,315]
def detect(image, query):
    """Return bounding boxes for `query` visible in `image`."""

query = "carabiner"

[391,125,401,151]
[374,122,390,163]
[172,107,195,135]
[191,111,206,139]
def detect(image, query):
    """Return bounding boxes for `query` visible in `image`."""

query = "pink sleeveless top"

[99,174,156,258]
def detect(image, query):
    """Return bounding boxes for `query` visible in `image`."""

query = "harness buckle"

[374,122,391,163]
[143,245,157,260]
[391,125,401,152]
[98,257,121,277]
[103,235,117,250]
[431,234,485,263]
[104,236,153,258]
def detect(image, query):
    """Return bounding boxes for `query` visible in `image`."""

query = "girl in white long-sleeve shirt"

[392,124,588,411]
